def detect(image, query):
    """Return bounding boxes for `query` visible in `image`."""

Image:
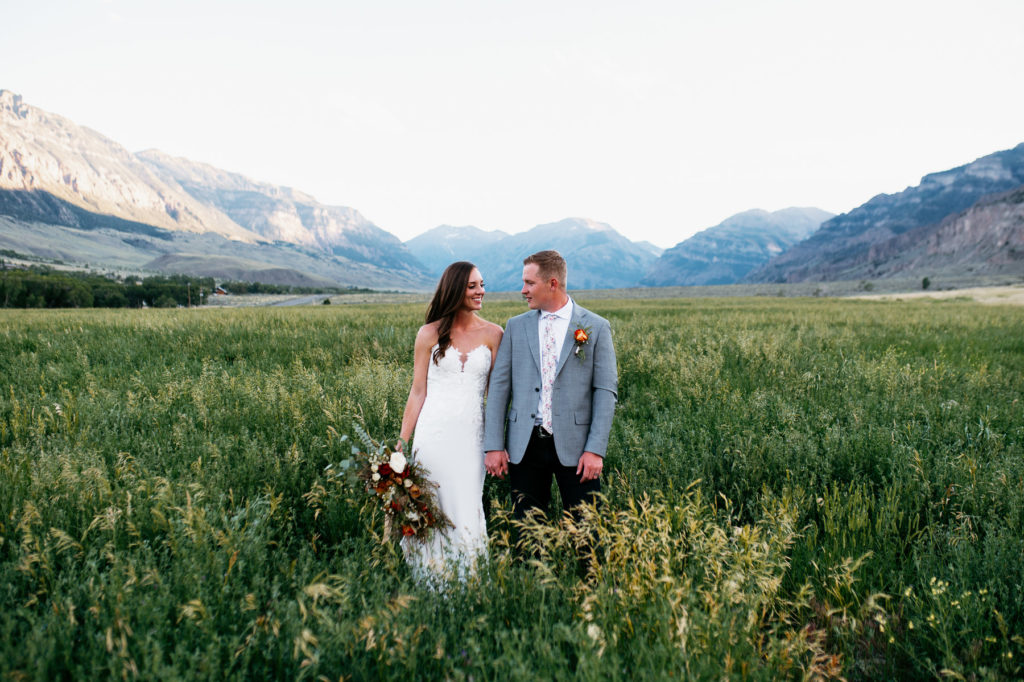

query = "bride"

[398,261,503,581]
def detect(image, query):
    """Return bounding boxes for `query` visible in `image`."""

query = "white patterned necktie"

[541,313,558,433]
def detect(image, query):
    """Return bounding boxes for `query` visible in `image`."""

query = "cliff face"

[640,207,832,286]
[857,185,1024,277]
[746,143,1024,283]
[0,90,258,241]
[136,150,423,272]
[0,90,432,287]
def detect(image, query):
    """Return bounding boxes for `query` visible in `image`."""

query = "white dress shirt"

[536,297,573,423]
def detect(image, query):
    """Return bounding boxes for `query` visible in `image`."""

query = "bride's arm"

[483,323,504,395]
[398,325,436,448]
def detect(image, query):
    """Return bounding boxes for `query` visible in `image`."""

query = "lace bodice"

[420,344,490,423]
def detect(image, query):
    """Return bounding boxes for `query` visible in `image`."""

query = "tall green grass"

[1,298,1021,679]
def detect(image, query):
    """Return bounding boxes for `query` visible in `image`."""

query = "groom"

[484,250,618,519]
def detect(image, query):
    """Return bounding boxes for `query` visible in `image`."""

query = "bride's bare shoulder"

[415,322,440,347]
[481,320,503,346]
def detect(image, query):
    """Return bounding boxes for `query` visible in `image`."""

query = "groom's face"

[521,263,559,311]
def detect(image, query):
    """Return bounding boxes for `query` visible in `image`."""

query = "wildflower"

[53,403,63,416]
[903,587,913,597]
[908,621,914,630]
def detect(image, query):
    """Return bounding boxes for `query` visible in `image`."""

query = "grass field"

[1,297,1022,680]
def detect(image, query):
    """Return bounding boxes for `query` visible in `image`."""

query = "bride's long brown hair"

[425,261,477,365]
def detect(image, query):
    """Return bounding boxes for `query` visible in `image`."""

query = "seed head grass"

[0,299,1022,678]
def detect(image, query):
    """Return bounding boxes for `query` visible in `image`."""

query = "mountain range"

[640,208,833,287]
[0,89,431,290]
[406,218,664,290]
[745,143,1024,283]
[2,88,1022,292]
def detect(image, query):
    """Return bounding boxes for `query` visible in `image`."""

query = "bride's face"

[461,268,485,312]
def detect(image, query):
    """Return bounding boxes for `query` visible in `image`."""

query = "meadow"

[1,297,1022,680]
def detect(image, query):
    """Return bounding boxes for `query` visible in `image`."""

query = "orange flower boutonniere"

[572,326,592,361]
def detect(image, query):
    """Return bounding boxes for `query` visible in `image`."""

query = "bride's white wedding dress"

[404,343,489,581]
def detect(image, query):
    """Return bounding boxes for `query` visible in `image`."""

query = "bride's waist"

[421,396,484,411]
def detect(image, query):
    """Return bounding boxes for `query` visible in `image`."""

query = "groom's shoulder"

[506,310,536,327]
[574,304,611,328]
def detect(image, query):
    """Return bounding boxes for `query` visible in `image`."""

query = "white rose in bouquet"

[389,451,408,475]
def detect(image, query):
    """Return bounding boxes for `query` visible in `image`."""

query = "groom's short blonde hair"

[524,250,567,289]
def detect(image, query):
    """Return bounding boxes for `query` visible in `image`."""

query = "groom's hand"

[485,450,510,478]
[577,451,603,482]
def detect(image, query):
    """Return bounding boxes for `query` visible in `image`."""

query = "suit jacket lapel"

[555,307,586,376]
[526,310,542,373]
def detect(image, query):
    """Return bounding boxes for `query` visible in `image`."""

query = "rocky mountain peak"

[0,90,29,119]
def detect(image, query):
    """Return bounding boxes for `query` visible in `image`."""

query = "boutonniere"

[572,325,592,361]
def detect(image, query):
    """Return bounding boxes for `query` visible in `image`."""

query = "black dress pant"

[509,425,601,520]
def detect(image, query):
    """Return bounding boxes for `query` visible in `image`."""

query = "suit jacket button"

[534,387,540,392]
[530,413,536,418]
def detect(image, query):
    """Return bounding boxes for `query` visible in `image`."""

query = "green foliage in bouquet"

[326,422,452,543]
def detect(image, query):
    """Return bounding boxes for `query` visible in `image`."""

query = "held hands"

[577,451,603,482]
[485,450,509,478]
[487,449,602,481]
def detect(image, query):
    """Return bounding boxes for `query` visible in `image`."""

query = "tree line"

[0,262,378,308]
[0,265,215,308]
[216,280,372,295]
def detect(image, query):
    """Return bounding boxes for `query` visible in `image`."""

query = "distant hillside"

[408,217,660,291]
[846,185,1024,279]
[405,225,510,275]
[144,254,342,288]
[640,207,832,286]
[0,216,433,290]
[746,143,1024,283]
[136,150,425,274]
[0,90,258,242]
[0,90,433,290]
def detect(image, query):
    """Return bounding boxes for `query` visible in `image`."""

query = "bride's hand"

[485,450,509,478]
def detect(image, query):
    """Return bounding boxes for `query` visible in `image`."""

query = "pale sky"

[5,0,1024,247]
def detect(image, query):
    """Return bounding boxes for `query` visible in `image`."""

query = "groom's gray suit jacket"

[484,302,618,467]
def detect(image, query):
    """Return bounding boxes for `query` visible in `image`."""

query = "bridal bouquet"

[332,424,452,544]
